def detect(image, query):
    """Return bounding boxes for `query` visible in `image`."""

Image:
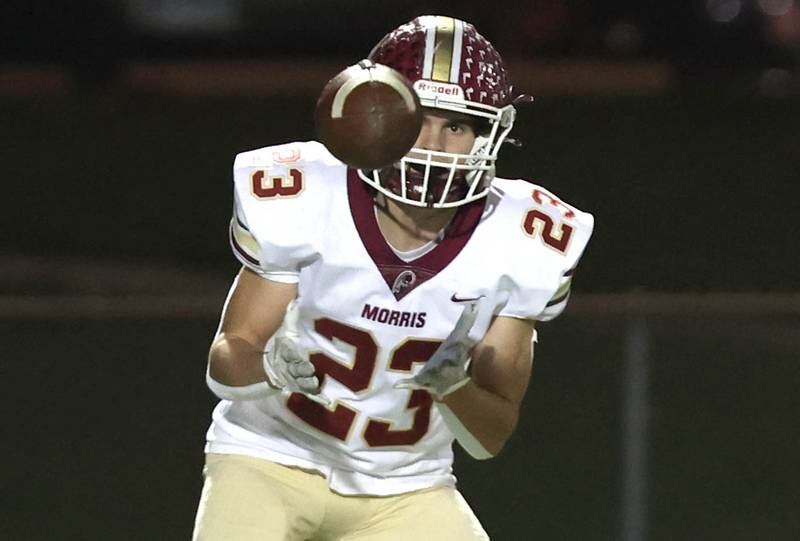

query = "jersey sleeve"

[496,183,595,322]
[228,141,340,282]
[534,210,593,321]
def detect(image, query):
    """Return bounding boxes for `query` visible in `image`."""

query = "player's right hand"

[262,301,331,407]
[394,297,481,400]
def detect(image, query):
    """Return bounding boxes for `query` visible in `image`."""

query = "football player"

[193,15,593,541]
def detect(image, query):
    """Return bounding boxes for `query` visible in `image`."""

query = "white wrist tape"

[435,402,494,460]
[437,373,472,400]
[205,365,279,401]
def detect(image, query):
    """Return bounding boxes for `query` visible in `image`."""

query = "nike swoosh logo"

[451,294,484,303]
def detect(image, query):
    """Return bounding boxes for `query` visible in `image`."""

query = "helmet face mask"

[358,15,518,209]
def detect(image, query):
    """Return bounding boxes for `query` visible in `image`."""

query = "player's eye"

[447,122,468,134]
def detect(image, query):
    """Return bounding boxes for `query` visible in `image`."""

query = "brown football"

[315,60,422,170]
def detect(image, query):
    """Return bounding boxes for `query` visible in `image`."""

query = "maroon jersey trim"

[346,169,484,300]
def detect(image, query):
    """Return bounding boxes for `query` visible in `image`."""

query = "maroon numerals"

[287,319,376,442]
[363,340,440,447]
[287,319,441,447]
[523,210,574,252]
[251,168,304,199]
[312,318,377,392]
[522,188,575,253]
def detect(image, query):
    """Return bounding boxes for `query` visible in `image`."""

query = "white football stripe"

[422,17,436,79]
[331,66,417,119]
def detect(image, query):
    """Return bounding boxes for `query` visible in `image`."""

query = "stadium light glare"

[757,0,794,16]
[706,0,742,23]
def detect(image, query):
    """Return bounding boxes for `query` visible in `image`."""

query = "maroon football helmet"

[359,15,519,208]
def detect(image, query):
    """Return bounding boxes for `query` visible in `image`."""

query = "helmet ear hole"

[475,119,492,137]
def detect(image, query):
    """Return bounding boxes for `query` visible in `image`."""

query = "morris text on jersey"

[361,304,427,328]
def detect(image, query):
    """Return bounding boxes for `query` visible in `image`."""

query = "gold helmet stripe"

[431,16,455,82]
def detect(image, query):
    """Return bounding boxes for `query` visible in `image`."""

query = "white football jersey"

[206,141,594,496]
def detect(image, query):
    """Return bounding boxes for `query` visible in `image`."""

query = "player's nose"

[413,124,444,153]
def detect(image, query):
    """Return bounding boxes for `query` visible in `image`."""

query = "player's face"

[379,108,483,210]
[410,109,477,158]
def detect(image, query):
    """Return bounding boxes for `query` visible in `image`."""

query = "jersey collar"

[347,169,484,301]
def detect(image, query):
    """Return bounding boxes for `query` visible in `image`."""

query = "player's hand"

[395,298,481,400]
[263,301,331,407]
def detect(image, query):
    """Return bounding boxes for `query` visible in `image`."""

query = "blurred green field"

[3,92,799,292]
[3,315,798,540]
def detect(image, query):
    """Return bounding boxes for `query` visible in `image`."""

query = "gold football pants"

[192,453,489,541]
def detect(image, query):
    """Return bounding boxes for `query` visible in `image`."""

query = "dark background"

[2,1,799,540]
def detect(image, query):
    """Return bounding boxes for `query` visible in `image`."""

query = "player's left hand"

[263,301,332,407]
[394,298,481,400]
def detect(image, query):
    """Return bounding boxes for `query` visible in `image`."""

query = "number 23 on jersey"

[287,318,442,448]
[522,188,575,253]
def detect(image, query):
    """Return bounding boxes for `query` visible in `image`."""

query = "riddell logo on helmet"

[413,81,464,100]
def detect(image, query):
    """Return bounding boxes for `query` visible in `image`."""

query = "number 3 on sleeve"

[250,168,304,199]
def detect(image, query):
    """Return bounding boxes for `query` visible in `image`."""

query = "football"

[315,60,422,170]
